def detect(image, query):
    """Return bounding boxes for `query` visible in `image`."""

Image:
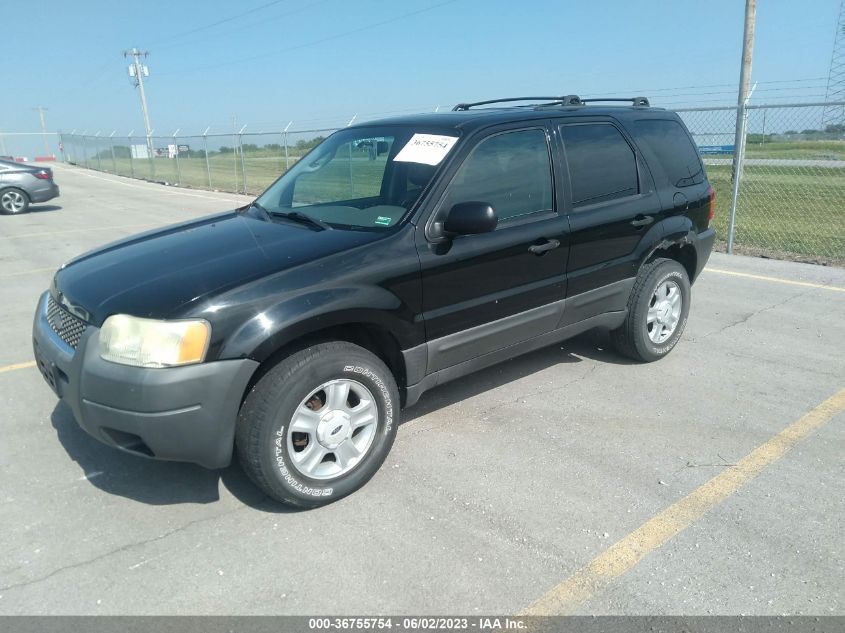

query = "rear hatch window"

[633,119,704,188]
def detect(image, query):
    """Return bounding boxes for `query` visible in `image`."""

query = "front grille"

[46,296,88,349]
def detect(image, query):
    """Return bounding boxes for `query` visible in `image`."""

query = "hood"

[54,209,382,325]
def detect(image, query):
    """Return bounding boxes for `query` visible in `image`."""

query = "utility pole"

[33,106,50,155]
[727,0,757,255]
[731,0,756,181]
[124,48,154,161]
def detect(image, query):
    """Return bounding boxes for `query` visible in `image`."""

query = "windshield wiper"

[269,210,332,231]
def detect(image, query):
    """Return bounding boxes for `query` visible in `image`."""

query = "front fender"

[218,285,421,362]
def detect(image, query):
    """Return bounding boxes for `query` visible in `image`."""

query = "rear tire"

[611,258,690,362]
[235,341,399,507]
[0,188,30,215]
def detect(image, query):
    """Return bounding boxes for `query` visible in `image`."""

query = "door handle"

[528,238,560,255]
[630,215,654,227]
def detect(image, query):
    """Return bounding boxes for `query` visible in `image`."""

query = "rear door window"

[632,119,704,187]
[560,123,639,207]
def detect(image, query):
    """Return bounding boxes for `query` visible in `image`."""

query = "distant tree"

[746,133,772,143]
[295,135,325,151]
[241,143,259,152]
[783,130,798,135]
[801,128,819,135]
[824,123,845,134]
[218,146,233,153]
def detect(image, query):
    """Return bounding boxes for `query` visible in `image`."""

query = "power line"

[155,0,333,51]
[151,0,290,45]
[159,0,461,76]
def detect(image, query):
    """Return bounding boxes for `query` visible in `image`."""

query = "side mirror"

[443,201,498,236]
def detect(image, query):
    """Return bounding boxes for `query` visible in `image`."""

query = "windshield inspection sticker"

[374,216,392,226]
[393,134,458,165]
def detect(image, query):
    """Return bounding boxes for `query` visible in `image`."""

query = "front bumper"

[32,292,258,468]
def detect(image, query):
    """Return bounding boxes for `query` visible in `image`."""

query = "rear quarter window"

[633,119,704,188]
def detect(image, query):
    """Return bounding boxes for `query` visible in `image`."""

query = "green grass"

[707,164,845,260]
[744,140,845,160]
[70,142,845,262]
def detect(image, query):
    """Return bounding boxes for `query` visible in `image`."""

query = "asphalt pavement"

[1,163,843,615]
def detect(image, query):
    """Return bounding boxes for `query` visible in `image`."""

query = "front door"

[416,124,570,373]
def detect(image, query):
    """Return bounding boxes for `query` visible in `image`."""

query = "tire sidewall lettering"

[274,428,334,498]
[343,365,393,432]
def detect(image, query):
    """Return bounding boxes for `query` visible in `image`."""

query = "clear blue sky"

[1,0,841,143]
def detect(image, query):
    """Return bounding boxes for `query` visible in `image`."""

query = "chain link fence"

[59,128,339,196]
[54,101,845,264]
[676,101,845,263]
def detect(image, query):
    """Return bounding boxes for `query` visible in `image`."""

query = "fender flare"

[218,285,420,363]
[635,216,700,273]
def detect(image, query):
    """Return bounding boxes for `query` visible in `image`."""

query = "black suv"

[33,95,715,506]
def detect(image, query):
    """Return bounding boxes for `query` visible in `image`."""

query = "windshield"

[255,125,459,230]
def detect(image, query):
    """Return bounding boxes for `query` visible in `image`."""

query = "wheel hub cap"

[316,410,351,449]
[286,378,379,480]
[647,279,682,343]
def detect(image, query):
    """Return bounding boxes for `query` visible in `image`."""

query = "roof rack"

[452,95,583,111]
[579,96,650,107]
[451,95,650,111]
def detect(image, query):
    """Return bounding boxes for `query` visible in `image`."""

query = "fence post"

[95,132,103,171]
[173,129,181,185]
[109,131,117,173]
[128,131,135,179]
[147,132,156,180]
[81,134,89,169]
[727,104,748,254]
[238,125,248,194]
[283,121,292,171]
[203,128,212,189]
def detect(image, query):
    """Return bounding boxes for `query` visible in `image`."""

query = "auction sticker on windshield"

[394,134,458,165]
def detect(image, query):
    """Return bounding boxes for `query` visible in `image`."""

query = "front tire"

[611,258,690,362]
[0,188,30,215]
[236,342,399,507]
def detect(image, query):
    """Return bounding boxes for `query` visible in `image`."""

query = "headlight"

[99,315,211,368]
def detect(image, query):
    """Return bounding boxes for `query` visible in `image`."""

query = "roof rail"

[452,95,582,111]
[451,95,650,111]
[579,96,650,107]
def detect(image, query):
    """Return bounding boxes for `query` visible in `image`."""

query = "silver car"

[0,159,60,214]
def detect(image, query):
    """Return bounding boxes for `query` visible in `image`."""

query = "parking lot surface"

[1,164,843,615]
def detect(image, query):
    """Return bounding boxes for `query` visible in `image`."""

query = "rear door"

[416,123,570,372]
[629,116,712,234]
[555,118,662,324]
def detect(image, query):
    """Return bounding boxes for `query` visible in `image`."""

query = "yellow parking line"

[0,361,36,374]
[706,267,845,293]
[523,386,845,616]
[1,223,155,240]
